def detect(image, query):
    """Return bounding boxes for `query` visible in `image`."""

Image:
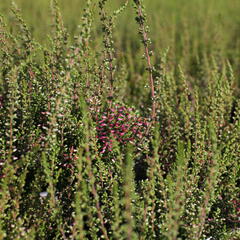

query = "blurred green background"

[1,0,240,82]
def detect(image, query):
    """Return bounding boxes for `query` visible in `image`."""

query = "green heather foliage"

[0,0,240,239]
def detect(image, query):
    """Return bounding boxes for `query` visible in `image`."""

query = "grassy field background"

[1,0,240,79]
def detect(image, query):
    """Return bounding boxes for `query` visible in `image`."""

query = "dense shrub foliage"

[0,0,239,239]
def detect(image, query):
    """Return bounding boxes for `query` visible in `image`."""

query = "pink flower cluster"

[95,105,149,153]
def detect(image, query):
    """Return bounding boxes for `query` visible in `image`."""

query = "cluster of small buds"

[230,199,240,222]
[95,105,149,153]
[0,96,3,109]
[59,146,78,170]
[0,159,4,179]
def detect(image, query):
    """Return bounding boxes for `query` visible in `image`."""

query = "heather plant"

[0,0,239,239]
[95,104,149,153]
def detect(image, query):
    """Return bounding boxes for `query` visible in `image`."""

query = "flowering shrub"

[0,96,4,179]
[95,105,149,153]
[0,1,239,239]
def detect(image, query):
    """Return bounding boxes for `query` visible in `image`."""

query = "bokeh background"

[1,0,240,85]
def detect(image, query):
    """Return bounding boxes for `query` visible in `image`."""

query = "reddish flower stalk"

[134,0,156,122]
